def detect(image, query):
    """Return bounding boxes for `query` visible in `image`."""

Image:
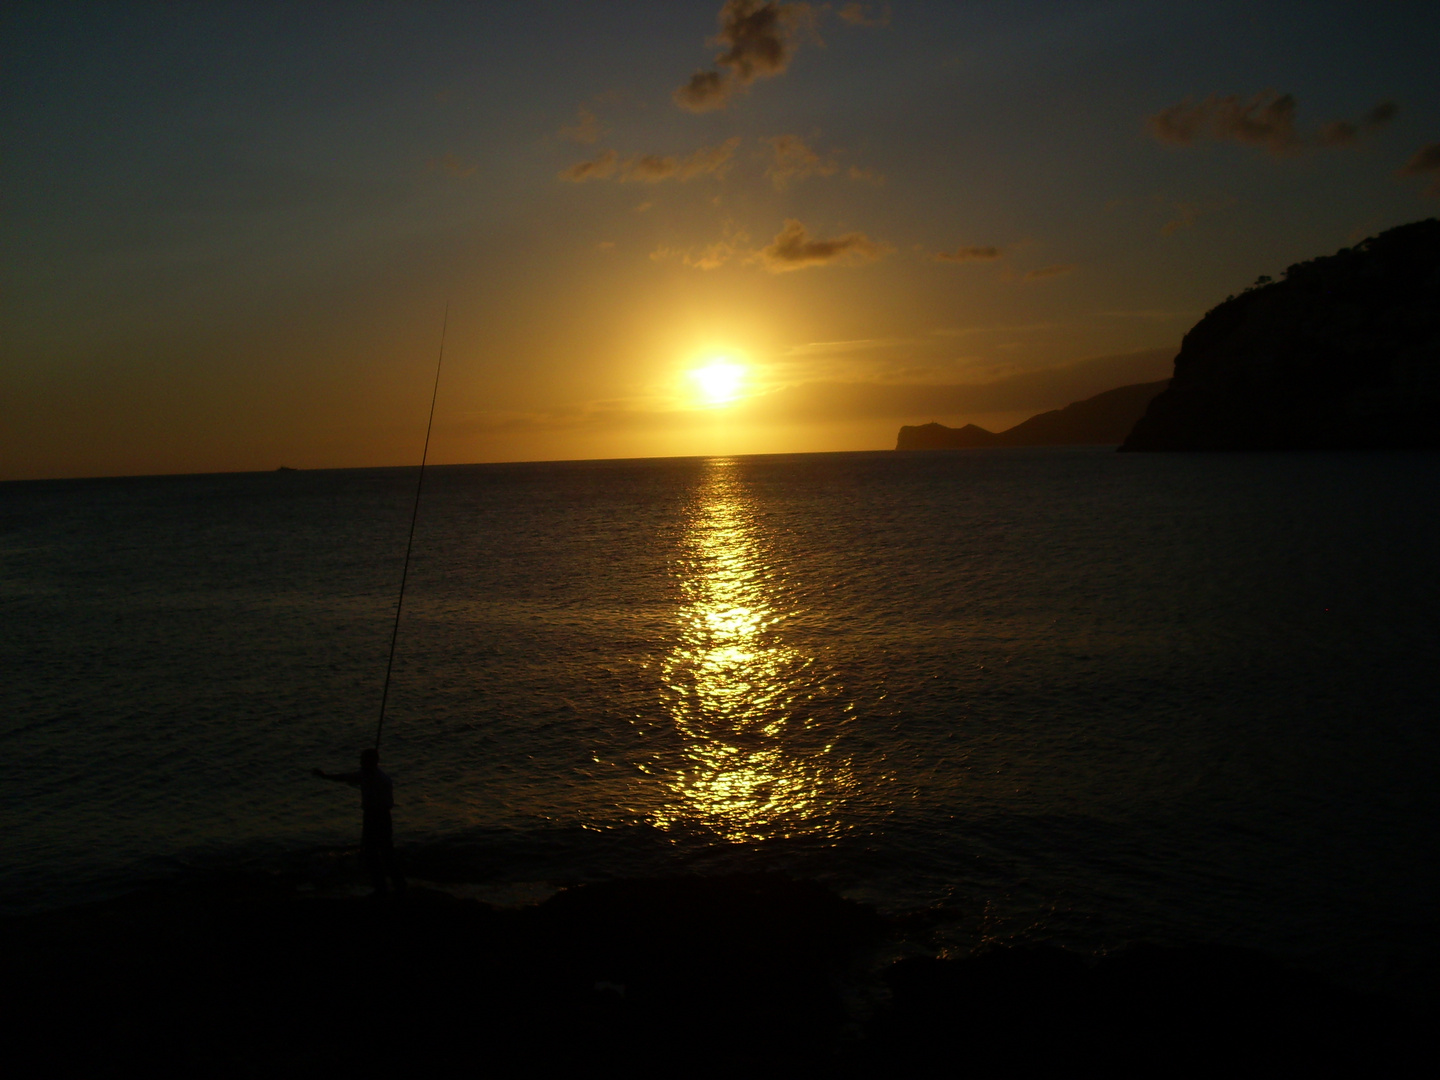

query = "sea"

[4,447,1439,990]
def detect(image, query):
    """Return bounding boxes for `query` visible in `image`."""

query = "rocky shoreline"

[3,871,1425,1072]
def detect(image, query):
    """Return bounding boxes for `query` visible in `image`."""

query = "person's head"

[360,748,379,773]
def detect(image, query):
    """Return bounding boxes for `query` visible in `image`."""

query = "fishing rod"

[374,302,448,751]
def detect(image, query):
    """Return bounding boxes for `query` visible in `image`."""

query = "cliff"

[896,380,1169,450]
[1121,219,1440,451]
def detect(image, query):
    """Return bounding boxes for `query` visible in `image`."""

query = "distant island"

[896,380,1169,450]
[1122,218,1440,451]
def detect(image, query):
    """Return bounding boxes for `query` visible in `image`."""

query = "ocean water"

[4,448,1440,984]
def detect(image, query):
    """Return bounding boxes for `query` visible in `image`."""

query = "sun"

[690,359,746,406]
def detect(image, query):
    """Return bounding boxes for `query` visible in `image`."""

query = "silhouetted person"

[313,748,406,896]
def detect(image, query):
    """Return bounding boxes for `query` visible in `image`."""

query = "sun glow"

[690,359,746,406]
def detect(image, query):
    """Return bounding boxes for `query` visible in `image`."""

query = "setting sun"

[691,360,746,406]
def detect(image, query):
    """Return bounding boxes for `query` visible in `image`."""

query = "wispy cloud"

[651,219,892,273]
[558,108,604,145]
[1160,203,1201,237]
[1399,142,1440,196]
[756,218,892,272]
[837,3,891,27]
[1149,91,1398,155]
[673,1,818,112]
[429,153,477,178]
[784,338,916,356]
[559,139,741,184]
[934,245,1002,263]
[558,149,619,183]
[764,134,838,189]
[1319,100,1399,147]
[650,225,751,270]
[1023,264,1075,281]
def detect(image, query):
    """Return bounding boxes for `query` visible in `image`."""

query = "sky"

[3,0,1438,480]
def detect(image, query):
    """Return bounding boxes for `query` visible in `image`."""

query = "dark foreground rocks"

[1,873,1425,1075]
[1122,218,1440,451]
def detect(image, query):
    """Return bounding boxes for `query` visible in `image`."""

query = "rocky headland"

[1122,218,1440,451]
[896,379,1169,450]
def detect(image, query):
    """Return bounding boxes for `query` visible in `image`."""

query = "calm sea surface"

[4,448,1439,983]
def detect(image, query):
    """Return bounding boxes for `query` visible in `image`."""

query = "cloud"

[674,70,731,112]
[560,139,741,184]
[755,218,892,272]
[673,1,817,112]
[785,338,916,356]
[650,225,751,270]
[665,136,743,180]
[1023,264,1075,281]
[624,155,682,182]
[1150,91,1299,152]
[934,245,1002,263]
[1158,196,1236,236]
[847,165,885,185]
[764,134,839,189]
[429,153,477,178]
[1319,100,1399,147]
[559,149,619,182]
[1160,203,1201,236]
[1399,142,1440,195]
[837,3,891,27]
[559,108,604,145]
[1149,92,1398,155]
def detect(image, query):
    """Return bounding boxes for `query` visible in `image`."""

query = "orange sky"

[4,2,1437,480]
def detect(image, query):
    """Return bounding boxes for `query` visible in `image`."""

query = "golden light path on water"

[652,459,857,841]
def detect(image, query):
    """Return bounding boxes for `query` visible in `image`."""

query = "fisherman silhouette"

[313,748,407,895]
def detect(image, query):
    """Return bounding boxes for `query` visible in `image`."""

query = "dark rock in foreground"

[2,872,1427,1072]
[1123,218,1440,451]
[897,380,1169,450]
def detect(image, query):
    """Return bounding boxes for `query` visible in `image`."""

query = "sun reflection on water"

[652,459,856,841]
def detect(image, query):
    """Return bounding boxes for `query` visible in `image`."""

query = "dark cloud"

[934,245,1001,263]
[560,139,741,184]
[1150,92,1398,155]
[1319,100,1399,147]
[1023,264,1074,281]
[558,108,603,145]
[429,153,477,178]
[674,70,731,112]
[1400,142,1440,195]
[1157,196,1236,236]
[1159,203,1200,237]
[673,1,817,112]
[756,218,891,272]
[837,3,891,27]
[1150,91,1300,152]
[764,134,839,189]
[558,149,618,182]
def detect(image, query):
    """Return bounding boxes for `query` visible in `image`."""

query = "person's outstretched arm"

[312,769,362,786]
